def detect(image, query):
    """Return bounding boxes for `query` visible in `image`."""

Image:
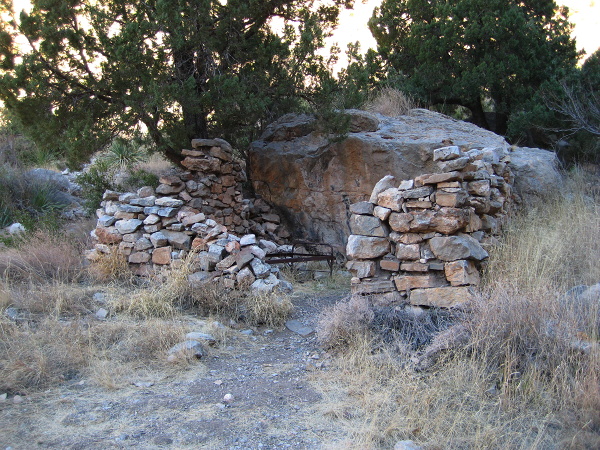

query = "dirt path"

[0,291,348,450]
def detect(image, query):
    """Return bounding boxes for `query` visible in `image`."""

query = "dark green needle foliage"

[0,0,353,167]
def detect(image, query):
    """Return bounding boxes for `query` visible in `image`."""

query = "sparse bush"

[363,87,417,117]
[245,292,293,327]
[0,166,71,232]
[317,295,374,349]
[372,306,461,352]
[0,316,188,393]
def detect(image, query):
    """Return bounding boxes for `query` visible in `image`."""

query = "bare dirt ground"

[0,290,349,450]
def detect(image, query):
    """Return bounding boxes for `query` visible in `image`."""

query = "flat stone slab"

[285,320,314,337]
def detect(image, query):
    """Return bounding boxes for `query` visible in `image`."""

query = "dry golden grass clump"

[314,169,600,448]
[87,247,133,283]
[362,87,417,117]
[0,229,86,283]
[0,317,188,393]
[245,291,293,327]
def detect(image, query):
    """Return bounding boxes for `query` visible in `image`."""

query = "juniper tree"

[368,0,580,136]
[0,0,352,166]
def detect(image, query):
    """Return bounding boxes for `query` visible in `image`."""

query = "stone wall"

[346,145,513,308]
[86,139,292,291]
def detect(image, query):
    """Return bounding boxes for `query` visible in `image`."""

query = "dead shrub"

[317,295,374,349]
[0,315,190,394]
[371,306,461,353]
[0,230,85,283]
[363,87,417,117]
[245,291,293,327]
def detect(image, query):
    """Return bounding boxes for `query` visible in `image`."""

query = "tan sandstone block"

[409,286,473,308]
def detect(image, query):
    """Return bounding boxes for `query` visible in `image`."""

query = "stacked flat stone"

[346,145,513,308]
[87,191,292,292]
[159,138,288,239]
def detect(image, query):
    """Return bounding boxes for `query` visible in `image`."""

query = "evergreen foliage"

[0,0,353,167]
[368,0,581,138]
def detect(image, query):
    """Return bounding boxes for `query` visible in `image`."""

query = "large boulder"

[249,109,559,252]
[508,147,562,205]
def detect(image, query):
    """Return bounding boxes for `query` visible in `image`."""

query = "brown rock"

[429,235,489,261]
[377,188,404,211]
[192,237,208,251]
[156,183,185,195]
[389,212,413,232]
[400,262,429,272]
[380,258,400,272]
[351,279,396,295]
[216,254,237,270]
[437,156,469,172]
[225,240,241,253]
[415,172,462,185]
[468,180,491,197]
[210,145,233,162]
[235,248,255,268]
[405,200,433,209]
[373,206,391,221]
[152,246,172,265]
[409,286,473,308]
[394,273,448,291]
[95,226,123,244]
[159,175,183,185]
[435,190,468,207]
[181,156,221,173]
[400,186,434,199]
[444,260,480,286]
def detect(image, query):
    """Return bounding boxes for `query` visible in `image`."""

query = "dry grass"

[317,295,374,349]
[87,247,133,283]
[0,229,85,283]
[0,315,189,393]
[362,87,417,117]
[314,169,600,448]
[245,291,293,327]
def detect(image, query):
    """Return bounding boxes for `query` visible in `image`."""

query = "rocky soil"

[0,289,348,450]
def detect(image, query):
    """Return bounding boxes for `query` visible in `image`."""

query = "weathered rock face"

[249,109,561,251]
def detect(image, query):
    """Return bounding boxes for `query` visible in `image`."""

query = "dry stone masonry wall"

[86,139,292,293]
[346,145,514,308]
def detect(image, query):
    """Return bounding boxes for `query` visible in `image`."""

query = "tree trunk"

[467,99,490,130]
[173,47,209,143]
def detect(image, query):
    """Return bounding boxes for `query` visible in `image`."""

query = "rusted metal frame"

[265,241,335,276]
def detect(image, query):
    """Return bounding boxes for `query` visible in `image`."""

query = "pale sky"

[8,0,600,62]
[332,0,599,62]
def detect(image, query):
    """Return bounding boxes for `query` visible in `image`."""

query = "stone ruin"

[86,138,293,293]
[346,144,514,308]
